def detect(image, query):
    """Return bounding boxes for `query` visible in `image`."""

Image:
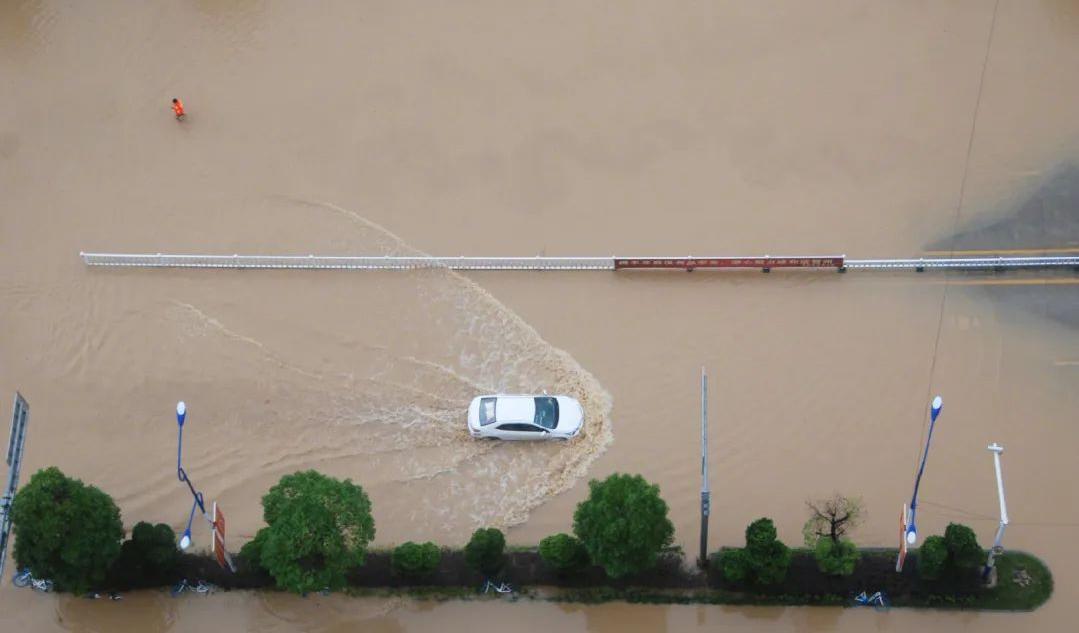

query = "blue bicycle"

[853,590,889,610]
[12,569,53,593]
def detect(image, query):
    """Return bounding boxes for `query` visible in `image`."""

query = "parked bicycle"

[853,590,889,610]
[11,569,54,593]
[170,579,214,597]
[481,580,513,594]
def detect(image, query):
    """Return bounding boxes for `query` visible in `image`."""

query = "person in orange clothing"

[171,98,185,120]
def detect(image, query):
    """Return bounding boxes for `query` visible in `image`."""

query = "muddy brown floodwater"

[3,1,1079,631]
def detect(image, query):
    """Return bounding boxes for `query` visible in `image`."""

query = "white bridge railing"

[79,252,1079,272]
[845,256,1079,270]
[79,252,616,271]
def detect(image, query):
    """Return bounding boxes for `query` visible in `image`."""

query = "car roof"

[495,396,536,423]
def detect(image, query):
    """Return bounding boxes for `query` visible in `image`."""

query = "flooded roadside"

[3,1,1079,631]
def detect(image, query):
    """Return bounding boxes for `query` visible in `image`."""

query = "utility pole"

[982,443,1009,583]
[698,367,710,568]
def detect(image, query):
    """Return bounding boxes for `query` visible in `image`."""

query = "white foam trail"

[153,199,614,532]
[170,300,323,381]
[302,199,615,528]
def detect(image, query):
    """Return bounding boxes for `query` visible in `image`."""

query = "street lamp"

[179,499,197,550]
[175,401,208,550]
[176,401,186,479]
[982,443,1009,582]
[906,396,943,546]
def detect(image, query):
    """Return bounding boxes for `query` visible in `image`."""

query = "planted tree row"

[7,467,1030,606]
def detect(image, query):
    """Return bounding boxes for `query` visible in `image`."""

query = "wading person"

[171,98,185,120]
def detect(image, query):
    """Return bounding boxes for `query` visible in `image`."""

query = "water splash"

[157,200,613,533]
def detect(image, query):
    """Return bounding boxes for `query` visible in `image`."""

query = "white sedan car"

[467,394,584,440]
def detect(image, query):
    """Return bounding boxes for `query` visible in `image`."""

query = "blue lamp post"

[175,401,208,551]
[905,396,943,546]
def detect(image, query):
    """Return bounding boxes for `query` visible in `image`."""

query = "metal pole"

[983,443,1009,581]
[699,367,710,568]
[906,396,943,545]
[175,402,213,548]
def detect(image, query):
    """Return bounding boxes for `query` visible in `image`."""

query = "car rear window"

[479,397,497,426]
[533,397,559,429]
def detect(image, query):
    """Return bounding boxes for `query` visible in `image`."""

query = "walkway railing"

[843,256,1079,271]
[79,252,1079,273]
[80,253,615,270]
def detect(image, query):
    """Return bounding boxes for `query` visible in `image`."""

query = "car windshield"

[479,397,497,426]
[533,397,560,429]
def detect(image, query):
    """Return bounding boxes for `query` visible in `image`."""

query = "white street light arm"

[983,442,1009,581]
[989,443,1008,526]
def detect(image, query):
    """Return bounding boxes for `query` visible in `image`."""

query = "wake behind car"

[467,394,584,440]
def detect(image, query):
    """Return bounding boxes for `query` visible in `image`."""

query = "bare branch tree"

[802,494,864,546]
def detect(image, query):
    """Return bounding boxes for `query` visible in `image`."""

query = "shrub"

[918,535,949,580]
[258,470,375,594]
[110,522,180,588]
[392,542,441,577]
[239,528,270,573]
[464,528,506,577]
[813,537,860,576]
[944,523,982,569]
[721,518,791,586]
[539,533,590,573]
[10,467,124,593]
[573,473,674,579]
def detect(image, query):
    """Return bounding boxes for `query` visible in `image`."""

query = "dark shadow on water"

[929,165,1079,252]
[929,164,1079,330]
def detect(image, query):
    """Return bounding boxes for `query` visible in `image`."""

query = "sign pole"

[698,367,710,568]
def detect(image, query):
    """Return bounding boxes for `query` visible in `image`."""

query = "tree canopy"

[918,535,949,580]
[573,473,674,578]
[464,527,506,577]
[944,523,983,569]
[110,522,180,588]
[256,470,375,593]
[802,494,863,546]
[721,518,792,586]
[813,537,860,576]
[392,541,441,577]
[539,533,590,573]
[10,467,124,593]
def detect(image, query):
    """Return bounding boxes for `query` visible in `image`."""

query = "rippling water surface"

[2,1,1078,631]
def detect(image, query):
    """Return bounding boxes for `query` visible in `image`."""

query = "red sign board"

[212,502,229,570]
[613,256,844,270]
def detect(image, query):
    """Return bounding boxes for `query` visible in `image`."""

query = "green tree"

[257,470,375,593]
[918,535,948,580]
[10,467,124,593]
[110,522,180,588]
[943,523,982,569]
[392,541,441,577]
[721,518,792,586]
[572,473,674,578]
[802,494,863,546]
[464,528,505,577]
[239,527,270,573]
[539,533,590,573]
[813,537,860,576]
